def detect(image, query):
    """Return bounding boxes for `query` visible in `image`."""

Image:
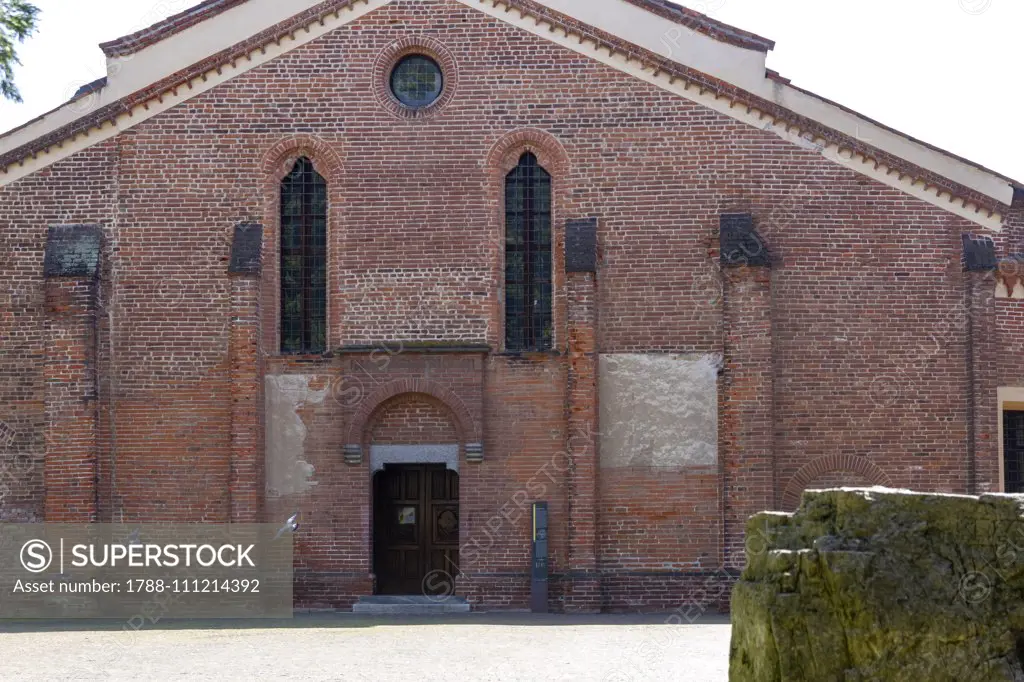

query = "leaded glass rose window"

[389,54,444,109]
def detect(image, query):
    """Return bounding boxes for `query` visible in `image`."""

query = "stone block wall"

[731,487,1024,681]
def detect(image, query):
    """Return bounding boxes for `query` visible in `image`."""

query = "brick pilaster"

[44,279,99,522]
[721,265,774,572]
[966,269,999,493]
[229,224,265,522]
[564,269,600,612]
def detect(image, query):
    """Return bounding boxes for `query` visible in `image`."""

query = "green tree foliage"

[0,0,39,102]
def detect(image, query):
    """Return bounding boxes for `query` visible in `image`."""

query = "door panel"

[375,464,460,595]
[375,466,423,595]
[425,466,459,595]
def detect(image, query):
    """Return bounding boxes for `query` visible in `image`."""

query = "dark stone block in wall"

[720,214,770,267]
[43,224,101,278]
[962,233,997,271]
[566,218,598,273]
[229,223,264,274]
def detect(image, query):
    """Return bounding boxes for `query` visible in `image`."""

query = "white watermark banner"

[0,525,293,619]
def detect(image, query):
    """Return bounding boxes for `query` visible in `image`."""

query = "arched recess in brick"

[782,455,894,510]
[345,379,478,447]
[369,394,459,444]
[259,134,344,354]
[485,128,571,352]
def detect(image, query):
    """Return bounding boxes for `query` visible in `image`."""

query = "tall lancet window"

[280,157,327,354]
[504,152,553,351]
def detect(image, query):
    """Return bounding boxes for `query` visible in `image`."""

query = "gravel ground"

[0,613,731,681]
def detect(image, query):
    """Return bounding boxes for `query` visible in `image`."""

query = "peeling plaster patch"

[265,375,327,497]
[599,354,720,468]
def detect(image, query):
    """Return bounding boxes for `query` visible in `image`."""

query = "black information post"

[531,501,549,613]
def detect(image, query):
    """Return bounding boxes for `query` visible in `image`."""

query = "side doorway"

[1004,411,1024,493]
[373,463,459,595]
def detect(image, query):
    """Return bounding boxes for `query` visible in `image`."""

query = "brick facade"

[1,0,1022,613]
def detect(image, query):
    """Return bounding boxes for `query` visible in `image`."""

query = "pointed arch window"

[505,152,553,352]
[280,157,327,354]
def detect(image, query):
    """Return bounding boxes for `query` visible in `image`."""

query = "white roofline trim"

[0,0,394,188]
[529,0,1014,209]
[0,0,1012,231]
[0,0,343,157]
[456,0,1005,230]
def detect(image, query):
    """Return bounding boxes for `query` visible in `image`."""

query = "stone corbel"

[721,214,771,268]
[566,218,598,273]
[962,233,997,272]
[228,223,264,275]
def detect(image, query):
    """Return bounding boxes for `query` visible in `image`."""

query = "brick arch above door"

[365,393,462,474]
[346,378,479,447]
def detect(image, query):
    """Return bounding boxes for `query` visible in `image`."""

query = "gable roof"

[99,0,249,57]
[97,0,775,57]
[0,0,1018,230]
[630,0,774,51]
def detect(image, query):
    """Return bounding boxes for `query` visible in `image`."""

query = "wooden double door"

[373,464,460,595]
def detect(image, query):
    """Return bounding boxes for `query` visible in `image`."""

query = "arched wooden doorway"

[373,464,459,595]
[365,392,462,596]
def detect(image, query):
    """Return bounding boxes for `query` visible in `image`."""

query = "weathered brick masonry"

[0,0,1022,612]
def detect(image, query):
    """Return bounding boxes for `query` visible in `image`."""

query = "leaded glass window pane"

[504,152,553,352]
[280,157,327,355]
[390,55,444,109]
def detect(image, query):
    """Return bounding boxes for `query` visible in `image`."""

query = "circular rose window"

[389,54,444,109]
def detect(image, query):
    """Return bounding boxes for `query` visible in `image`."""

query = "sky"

[0,0,1020,181]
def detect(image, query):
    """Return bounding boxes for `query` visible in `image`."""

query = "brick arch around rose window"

[485,128,571,353]
[346,379,479,451]
[782,455,894,510]
[259,135,344,355]
[371,34,459,120]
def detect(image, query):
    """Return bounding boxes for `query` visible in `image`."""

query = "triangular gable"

[0,0,1017,231]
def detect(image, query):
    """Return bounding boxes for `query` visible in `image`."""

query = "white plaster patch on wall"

[264,374,328,497]
[598,353,720,469]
